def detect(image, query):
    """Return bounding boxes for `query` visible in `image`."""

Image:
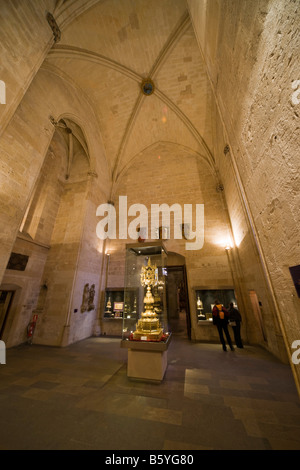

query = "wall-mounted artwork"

[81,283,96,313]
[6,252,29,271]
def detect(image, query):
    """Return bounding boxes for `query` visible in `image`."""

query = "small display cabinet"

[104,288,124,318]
[195,288,237,323]
[121,242,171,382]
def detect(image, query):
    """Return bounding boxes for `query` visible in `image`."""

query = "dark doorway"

[0,290,14,339]
[166,265,191,339]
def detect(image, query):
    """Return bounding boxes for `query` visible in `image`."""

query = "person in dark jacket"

[212,300,234,351]
[228,302,243,348]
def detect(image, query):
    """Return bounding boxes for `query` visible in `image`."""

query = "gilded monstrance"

[133,257,163,341]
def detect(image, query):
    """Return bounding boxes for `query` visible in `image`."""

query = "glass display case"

[104,288,124,318]
[122,242,169,342]
[195,288,237,323]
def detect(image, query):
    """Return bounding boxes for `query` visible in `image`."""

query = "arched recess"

[19,117,91,241]
[0,65,111,288]
[29,117,99,347]
[0,57,114,347]
[110,140,219,201]
[1,116,104,347]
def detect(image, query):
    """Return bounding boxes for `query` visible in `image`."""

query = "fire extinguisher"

[27,314,38,344]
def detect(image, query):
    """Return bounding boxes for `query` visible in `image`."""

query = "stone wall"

[0,65,110,347]
[1,236,49,347]
[188,0,300,385]
[0,0,55,137]
[102,142,260,343]
[1,132,65,346]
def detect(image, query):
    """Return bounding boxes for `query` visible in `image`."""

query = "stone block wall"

[1,236,49,347]
[188,0,300,379]
[0,0,55,137]
[102,144,237,340]
[0,65,110,347]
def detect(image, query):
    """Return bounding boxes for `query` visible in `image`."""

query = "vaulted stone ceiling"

[43,0,215,187]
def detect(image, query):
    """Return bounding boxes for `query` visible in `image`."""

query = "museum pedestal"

[121,334,172,382]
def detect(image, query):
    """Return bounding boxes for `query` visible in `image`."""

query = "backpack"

[216,304,224,320]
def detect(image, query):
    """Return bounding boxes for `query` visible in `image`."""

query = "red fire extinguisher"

[27,314,38,344]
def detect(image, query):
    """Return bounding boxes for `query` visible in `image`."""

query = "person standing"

[228,302,243,348]
[212,300,234,351]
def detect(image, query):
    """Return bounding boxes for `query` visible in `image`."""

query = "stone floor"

[0,334,300,451]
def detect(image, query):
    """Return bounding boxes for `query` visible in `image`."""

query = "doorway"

[0,290,14,339]
[166,265,191,339]
[249,290,267,342]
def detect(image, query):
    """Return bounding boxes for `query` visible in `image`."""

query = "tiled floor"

[0,334,300,450]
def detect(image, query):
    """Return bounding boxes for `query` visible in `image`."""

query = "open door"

[0,290,15,339]
[249,290,267,342]
[166,265,191,339]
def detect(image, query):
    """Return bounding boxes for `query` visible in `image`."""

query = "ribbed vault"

[43,0,216,185]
